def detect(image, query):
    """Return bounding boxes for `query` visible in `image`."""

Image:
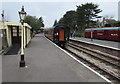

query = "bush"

[76,30,84,37]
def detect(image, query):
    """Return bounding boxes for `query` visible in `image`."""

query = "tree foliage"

[76,3,102,30]
[57,2,102,33]
[57,18,64,25]
[24,15,44,31]
[63,10,76,28]
[53,19,58,26]
[105,21,120,27]
[38,17,45,27]
[103,16,120,27]
[57,10,77,30]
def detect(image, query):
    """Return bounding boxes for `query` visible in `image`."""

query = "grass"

[76,30,84,37]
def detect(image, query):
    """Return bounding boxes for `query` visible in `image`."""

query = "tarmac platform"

[0,54,2,83]
[2,34,110,82]
[71,37,120,49]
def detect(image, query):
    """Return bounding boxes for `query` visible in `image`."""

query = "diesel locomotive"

[44,25,70,47]
[84,27,120,42]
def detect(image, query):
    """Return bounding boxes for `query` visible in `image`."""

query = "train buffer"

[2,34,111,82]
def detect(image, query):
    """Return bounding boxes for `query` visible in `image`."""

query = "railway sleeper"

[66,45,120,82]
[68,44,119,77]
[69,40,120,61]
[68,42,120,68]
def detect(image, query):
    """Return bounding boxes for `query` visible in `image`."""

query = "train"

[44,25,70,47]
[84,27,120,41]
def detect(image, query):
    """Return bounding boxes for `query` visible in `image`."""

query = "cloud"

[1,0,120,2]
[1,1,118,27]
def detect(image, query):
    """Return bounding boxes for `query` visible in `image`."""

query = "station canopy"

[0,22,31,29]
[41,27,48,29]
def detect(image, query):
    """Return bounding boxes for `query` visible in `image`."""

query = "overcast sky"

[0,0,120,27]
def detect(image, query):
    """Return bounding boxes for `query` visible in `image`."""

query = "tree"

[112,21,120,27]
[104,24,112,27]
[63,10,77,29]
[57,18,64,25]
[76,3,102,31]
[103,15,120,27]
[57,3,102,37]
[103,16,116,24]
[53,19,58,26]
[38,17,44,27]
[24,15,44,31]
[57,10,77,30]
[109,21,120,27]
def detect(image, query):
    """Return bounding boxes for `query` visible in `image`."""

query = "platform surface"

[2,34,108,82]
[0,54,2,83]
[71,37,120,49]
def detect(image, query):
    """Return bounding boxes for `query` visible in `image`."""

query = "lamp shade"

[18,6,26,21]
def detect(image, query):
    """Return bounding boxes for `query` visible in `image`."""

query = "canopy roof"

[0,22,31,29]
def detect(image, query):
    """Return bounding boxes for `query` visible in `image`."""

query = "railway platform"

[2,34,110,82]
[70,37,120,49]
[0,54,2,83]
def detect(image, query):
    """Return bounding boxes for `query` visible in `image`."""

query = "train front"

[53,25,70,48]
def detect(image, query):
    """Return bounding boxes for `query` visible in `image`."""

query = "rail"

[65,40,120,83]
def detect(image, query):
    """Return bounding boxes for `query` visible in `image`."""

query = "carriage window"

[19,27,22,36]
[13,27,17,36]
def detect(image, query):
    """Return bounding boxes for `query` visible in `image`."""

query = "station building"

[0,22,32,53]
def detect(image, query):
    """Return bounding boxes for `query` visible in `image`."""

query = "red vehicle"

[84,27,120,42]
[44,25,70,47]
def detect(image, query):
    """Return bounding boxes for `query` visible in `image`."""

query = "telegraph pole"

[1,10,5,50]
[1,10,4,22]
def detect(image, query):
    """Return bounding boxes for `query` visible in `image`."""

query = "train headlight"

[55,33,58,36]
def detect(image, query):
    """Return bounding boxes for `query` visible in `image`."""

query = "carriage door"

[59,29,64,41]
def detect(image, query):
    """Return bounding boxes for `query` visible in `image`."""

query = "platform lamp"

[18,6,26,67]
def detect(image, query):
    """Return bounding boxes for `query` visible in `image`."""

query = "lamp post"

[1,10,4,23]
[18,6,26,67]
[1,10,4,50]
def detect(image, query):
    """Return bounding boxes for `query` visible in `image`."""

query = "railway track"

[65,41,120,83]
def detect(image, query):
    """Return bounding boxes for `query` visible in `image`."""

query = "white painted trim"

[71,38,120,50]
